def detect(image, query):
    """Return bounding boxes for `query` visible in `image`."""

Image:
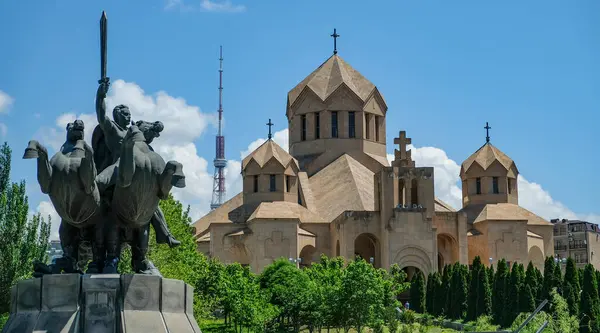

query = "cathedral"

[192,49,554,275]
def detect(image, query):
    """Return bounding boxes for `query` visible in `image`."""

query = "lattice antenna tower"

[210,46,227,210]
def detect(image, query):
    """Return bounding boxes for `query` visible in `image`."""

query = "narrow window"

[375,116,380,142]
[411,179,418,205]
[301,115,306,141]
[331,111,338,138]
[492,177,499,194]
[348,111,356,138]
[253,175,259,193]
[269,175,276,192]
[285,175,291,192]
[298,185,302,205]
[476,177,482,194]
[398,179,405,206]
[315,112,320,139]
[508,178,513,194]
[365,114,370,139]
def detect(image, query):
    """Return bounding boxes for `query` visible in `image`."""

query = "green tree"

[260,258,312,332]
[525,262,539,301]
[580,264,600,333]
[541,256,558,302]
[492,259,508,325]
[305,255,345,331]
[409,271,426,313]
[563,257,580,315]
[450,263,468,320]
[425,272,434,314]
[338,259,386,333]
[488,264,495,287]
[440,264,453,316]
[0,143,50,315]
[476,265,493,318]
[429,272,443,316]
[467,256,483,321]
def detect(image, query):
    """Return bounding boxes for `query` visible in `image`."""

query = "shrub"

[400,309,416,324]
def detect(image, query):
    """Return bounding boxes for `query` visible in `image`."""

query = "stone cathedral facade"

[193,52,554,275]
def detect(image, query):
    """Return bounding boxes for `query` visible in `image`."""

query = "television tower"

[210,46,227,210]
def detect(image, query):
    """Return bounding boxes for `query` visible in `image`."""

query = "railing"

[570,244,588,250]
[554,245,567,251]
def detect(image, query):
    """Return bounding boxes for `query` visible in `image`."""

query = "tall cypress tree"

[476,265,492,317]
[492,259,509,326]
[563,257,580,315]
[541,256,557,301]
[431,272,443,316]
[504,263,523,327]
[534,266,544,300]
[442,264,453,316]
[580,264,600,333]
[410,271,426,313]
[450,263,468,320]
[488,264,495,286]
[553,263,563,296]
[525,262,538,299]
[467,256,483,321]
[426,272,434,314]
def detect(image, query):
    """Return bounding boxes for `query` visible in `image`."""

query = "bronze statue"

[24,120,101,274]
[26,11,187,276]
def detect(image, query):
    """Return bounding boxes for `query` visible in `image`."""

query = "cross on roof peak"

[393,131,415,167]
[330,28,340,55]
[266,119,274,140]
[484,122,491,143]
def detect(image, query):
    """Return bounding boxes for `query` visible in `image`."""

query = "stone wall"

[1,274,201,333]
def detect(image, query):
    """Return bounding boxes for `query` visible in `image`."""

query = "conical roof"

[242,140,299,170]
[461,142,516,173]
[287,54,384,108]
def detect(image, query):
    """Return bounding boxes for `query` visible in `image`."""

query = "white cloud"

[36,80,218,231]
[0,90,14,114]
[36,80,598,242]
[36,201,60,240]
[200,0,246,13]
[387,145,599,224]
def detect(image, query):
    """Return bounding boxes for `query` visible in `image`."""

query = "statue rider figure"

[92,79,180,268]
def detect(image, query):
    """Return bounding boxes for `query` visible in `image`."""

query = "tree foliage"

[0,143,50,315]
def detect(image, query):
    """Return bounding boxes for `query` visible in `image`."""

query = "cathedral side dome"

[242,139,299,172]
[242,139,299,206]
[460,142,519,207]
[460,142,517,175]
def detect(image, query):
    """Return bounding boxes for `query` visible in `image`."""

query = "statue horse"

[23,120,101,274]
[107,124,185,275]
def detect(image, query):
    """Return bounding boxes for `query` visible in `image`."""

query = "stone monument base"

[2,274,202,333]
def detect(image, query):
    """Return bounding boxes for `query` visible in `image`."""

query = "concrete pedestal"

[2,274,202,333]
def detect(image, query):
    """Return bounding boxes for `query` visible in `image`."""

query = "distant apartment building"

[46,240,63,263]
[552,219,600,269]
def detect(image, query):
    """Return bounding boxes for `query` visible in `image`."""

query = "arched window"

[492,177,499,194]
[411,179,418,205]
[398,179,405,205]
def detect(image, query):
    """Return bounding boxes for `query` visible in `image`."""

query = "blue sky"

[0,0,598,237]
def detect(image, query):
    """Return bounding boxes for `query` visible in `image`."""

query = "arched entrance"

[299,245,317,268]
[437,233,459,271]
[354,233,380,267]
[528,246,544,270]
[403,266,423,282]
[438,253,444,272]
